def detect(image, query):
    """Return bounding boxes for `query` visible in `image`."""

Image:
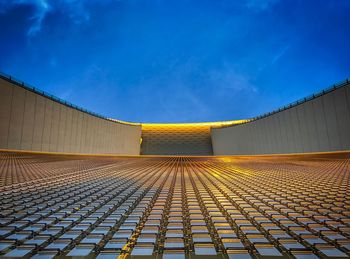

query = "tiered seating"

[0,151,349,258]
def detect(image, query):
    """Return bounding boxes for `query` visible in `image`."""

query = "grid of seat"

[0,151,349,258]
[141,124,213,155]
[0,152,131,187]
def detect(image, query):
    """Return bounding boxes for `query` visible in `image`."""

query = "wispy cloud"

[0,0,50,36]
[258,45,290,72]
[0,0,112,36]
[27,0,51,36]
[272,45,290,64]
[0,0,51,36]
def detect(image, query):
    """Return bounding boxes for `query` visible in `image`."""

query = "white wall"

[0,77,141,155]
[212,82,350,155]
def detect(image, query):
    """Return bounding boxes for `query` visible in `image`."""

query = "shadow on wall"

[0,75,142,155]
[211,80,350,155]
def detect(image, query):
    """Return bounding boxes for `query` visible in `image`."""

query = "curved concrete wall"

[212,81,350,155]
[0,77,141,155]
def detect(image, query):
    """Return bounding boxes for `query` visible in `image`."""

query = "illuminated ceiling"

[140,120,247,155]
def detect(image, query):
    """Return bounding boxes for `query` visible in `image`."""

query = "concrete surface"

[212,81,350,155]
[0,77,141,155]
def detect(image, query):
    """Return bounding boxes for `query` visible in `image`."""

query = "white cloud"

[0,0,51,36]
[272,45,290,64]
[258,45,290,72]
[0,0,113,36]
[28,0,50,36]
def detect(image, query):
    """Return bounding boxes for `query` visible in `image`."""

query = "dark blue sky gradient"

[1,0,349,123]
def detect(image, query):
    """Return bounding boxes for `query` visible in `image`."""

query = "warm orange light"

[141,119,247,128]
[218,157,235,163]
[107,118,141,126]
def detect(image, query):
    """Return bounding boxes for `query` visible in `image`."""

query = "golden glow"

[108,118,249,128]
[218,157,236,163]
[108,118,141,126]
[108,118,249,129]
[141,119,247,128]
[140,120,248,155]
[141,120,248,136]
[2,151,349,258]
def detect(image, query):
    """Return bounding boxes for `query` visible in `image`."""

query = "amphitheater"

[0,73,349,258]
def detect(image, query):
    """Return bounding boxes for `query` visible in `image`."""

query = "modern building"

[1,73,350,156]
[0,72,349,258]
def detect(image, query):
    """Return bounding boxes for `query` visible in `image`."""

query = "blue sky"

[0,0,349,123]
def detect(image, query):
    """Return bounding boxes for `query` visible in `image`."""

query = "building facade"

[1,73,350,156]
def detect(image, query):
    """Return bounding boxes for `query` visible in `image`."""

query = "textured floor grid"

[0,152,349,258]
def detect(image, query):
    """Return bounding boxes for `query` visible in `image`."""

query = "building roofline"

[215,77,350,129]
[1,70,348,128]
[0,71,140,126]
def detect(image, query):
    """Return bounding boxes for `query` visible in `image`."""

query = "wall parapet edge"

[218,78,350,129]
[0,71,140,127]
